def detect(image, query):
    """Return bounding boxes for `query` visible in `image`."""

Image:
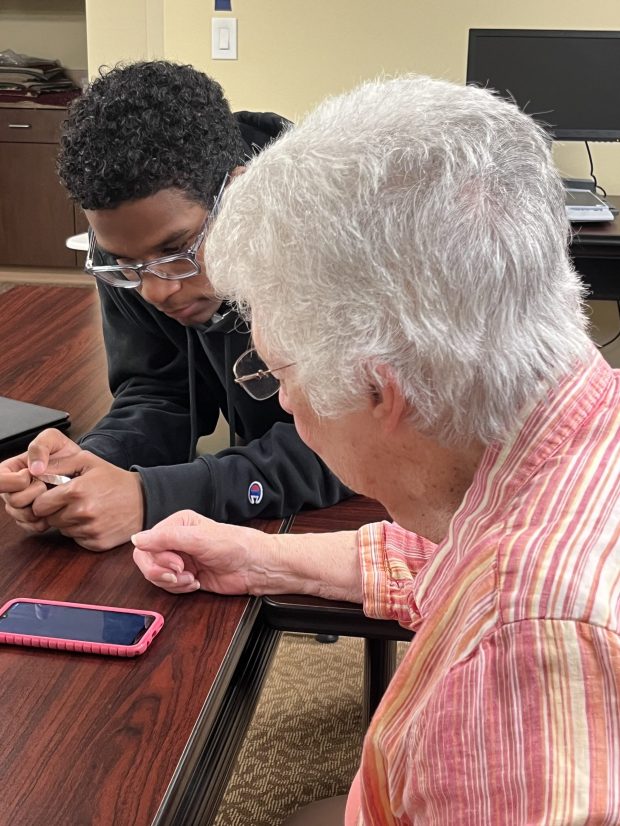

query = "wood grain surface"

[0,284,281,825]
[0,284,111,443]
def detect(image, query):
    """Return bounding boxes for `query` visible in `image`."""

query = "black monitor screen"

[466,29,620,141]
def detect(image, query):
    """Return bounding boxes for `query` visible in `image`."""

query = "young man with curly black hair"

[0,61,351,551]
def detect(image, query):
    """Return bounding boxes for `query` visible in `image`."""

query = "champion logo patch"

[248,481,263,505]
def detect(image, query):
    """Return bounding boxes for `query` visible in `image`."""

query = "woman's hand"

[133,509,363,603]
[132,509,273,595]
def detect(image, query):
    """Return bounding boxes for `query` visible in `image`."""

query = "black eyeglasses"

[233,348,296,400]
[84,175,228,289]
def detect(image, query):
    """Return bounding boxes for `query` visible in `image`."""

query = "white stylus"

[34,473,73,486]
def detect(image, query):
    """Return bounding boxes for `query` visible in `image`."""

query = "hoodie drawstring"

[223,334,237,447]
[186,327,198,461]
[188,326,238,459]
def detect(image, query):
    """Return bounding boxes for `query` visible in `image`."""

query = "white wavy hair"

[205,75,590,446]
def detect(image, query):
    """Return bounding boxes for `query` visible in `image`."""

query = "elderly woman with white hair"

[133,75,620,825]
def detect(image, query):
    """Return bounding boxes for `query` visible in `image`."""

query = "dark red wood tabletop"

[0,285,281,825]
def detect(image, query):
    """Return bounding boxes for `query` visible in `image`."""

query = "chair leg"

[315,633,339,643]
[362,638,398,728]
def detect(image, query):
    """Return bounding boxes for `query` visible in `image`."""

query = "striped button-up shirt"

[350,349,620,825]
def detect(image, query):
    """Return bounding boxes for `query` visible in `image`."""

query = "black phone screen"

[0,602,154,646]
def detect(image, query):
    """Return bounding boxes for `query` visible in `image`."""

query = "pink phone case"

[0,598,164,658]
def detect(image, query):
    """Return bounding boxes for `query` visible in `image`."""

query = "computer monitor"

[466,29,620,142]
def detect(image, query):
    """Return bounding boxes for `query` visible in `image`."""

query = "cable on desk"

[585,141,607,197]
[595,300,620,349]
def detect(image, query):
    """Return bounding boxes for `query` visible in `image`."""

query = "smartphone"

[0,598,164,657]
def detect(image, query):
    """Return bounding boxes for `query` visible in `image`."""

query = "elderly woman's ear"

[369,365,408,434]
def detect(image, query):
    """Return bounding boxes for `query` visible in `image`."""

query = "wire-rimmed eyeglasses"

[233,348,296,400]
[84,174,229,289]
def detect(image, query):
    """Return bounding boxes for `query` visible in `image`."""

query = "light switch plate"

[212,18,237,60]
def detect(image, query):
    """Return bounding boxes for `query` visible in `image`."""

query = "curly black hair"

[58,61,244,209]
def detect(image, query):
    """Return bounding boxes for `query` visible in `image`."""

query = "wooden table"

[0,283,409,823]
[0,285,282,825]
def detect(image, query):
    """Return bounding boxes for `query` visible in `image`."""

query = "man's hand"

[0,448,50,534]
[0,428,144,551]
[0,427,79,534]
[133,510,363,603]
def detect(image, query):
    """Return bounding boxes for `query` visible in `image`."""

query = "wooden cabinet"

[0,106,88,268]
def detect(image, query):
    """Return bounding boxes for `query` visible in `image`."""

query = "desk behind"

[571,194,620,300]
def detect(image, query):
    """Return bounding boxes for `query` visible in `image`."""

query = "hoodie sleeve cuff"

[133,458,216,528]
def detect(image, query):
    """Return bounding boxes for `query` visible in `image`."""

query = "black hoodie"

[78,111,352,528]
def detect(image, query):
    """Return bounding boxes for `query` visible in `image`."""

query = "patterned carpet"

[214,633,408,826]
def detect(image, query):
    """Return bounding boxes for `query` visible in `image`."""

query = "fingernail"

[176,573,196,586]
[30,461,45,475]
[161,572,177,584]
[170,563,183,574]
[192,581,201,591]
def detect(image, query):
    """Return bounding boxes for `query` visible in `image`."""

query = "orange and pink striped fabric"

[351,348,620,825]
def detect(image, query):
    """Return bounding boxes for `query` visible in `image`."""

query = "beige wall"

[87,0,620,193]
[1,0,87,71]
[84,0,164,72]
[83,1,620,367]
[6,2,618,361]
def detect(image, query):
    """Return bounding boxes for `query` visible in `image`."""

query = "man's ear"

[369,365,407,433]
